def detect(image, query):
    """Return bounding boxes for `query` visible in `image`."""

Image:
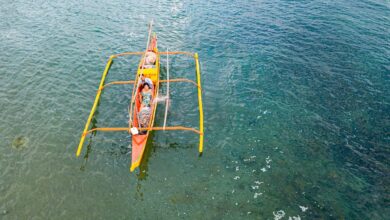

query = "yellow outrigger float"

[76,23,204,172]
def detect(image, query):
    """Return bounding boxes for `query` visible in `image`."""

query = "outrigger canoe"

[130,33,159,171]
[76,22,204,172]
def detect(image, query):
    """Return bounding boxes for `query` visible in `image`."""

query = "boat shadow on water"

[78,107,156,181]
[136,130,157,181]
[134,130,157,200]
[80,109,99,171]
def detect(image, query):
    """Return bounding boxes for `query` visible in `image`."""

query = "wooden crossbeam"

[158,51,195,57]
[83,126,202,136]
[109,51,195,58]
[101,79,200,90]
[160,78,200,88]
[101,80,135,90]
[111,52,144,58]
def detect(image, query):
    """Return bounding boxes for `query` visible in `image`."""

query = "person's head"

[140,74,145,81]
[143,83,150,90]
[146,52,156,64]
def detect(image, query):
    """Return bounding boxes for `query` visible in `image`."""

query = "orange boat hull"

[130,35,159,172]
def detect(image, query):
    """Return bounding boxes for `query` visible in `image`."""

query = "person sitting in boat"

[138,83,152,135]
[142,51,156,69]
[140,83,152,109]
[138,106,150,135]
[138,73,153,90]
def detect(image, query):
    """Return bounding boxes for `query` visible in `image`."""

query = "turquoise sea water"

[1,0,389,219]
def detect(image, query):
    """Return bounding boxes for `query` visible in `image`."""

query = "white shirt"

[138,77,153,89]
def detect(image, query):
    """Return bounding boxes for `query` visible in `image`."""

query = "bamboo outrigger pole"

[194,53,204,153]
[76,56,114,157]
